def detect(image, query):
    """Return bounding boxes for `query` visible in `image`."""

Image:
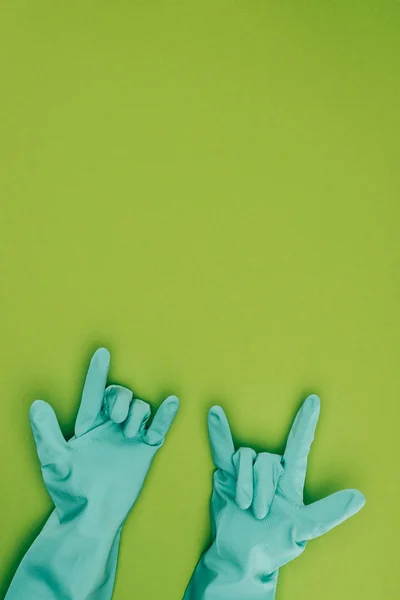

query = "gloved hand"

[6,348,179,600]
[30,347,179,530]
[184,395,365,600]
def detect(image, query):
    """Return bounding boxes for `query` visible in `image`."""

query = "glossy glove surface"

[6,348,179,600]
[30,348,179,529]
[184,395,365,600]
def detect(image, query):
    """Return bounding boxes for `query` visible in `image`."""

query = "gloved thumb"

[298,489,365,541]
[30,400,69,477]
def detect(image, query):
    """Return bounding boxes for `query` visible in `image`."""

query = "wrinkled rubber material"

[6,348,179,600]
[184,395,365,600]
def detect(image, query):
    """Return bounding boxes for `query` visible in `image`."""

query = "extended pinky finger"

[145,395,180,446]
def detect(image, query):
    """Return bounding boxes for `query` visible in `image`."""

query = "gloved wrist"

[57,502,124,538]
[184,543,279,600]
[5,510,122,600]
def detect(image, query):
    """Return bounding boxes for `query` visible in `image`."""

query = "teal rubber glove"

[184,395,365,600]
[6,348,179,600]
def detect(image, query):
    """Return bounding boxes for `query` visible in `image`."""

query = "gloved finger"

[233,447,256,510]
[123,399,151,438]
[104,385,133,424]
[297,489,366,541]
[208,406,235,476]
[279,394,320,502]
[75,348,110,438]
[253,452,283,520]
[30,400,69,477]
[144,395,180,446]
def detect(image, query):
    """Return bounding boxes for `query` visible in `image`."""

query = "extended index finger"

[279,394,320,502]
[75,348,110,437]
[208,406,235,475]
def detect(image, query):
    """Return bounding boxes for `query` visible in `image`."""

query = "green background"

[0,1,399,598]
